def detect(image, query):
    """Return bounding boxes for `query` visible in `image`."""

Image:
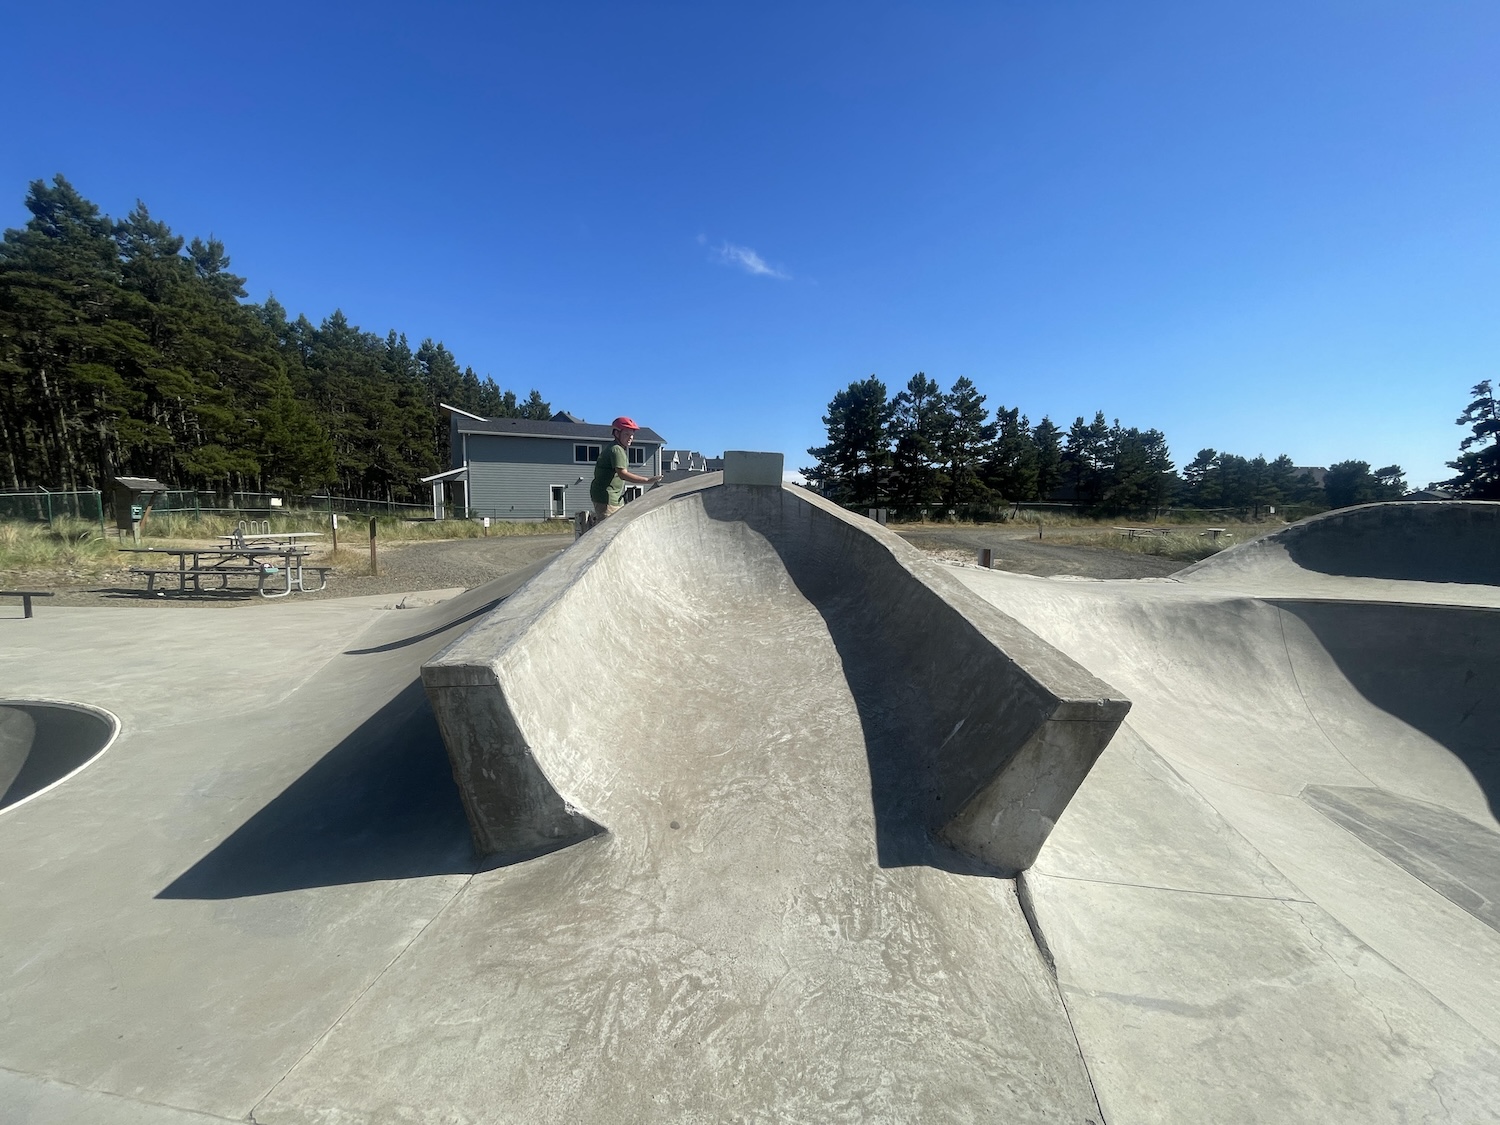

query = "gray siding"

[465,435,661,519]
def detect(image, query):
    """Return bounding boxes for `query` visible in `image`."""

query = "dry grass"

[0,515,568,585]
[139,513,564,544]
[0,520,120,583]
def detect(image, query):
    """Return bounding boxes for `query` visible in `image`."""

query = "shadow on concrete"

[700,490,1005,878]
[343,600,502,655]
[1280,503,1500,584]
[1,702,117,811]
[1303,784,1500,934]
[157,679,476,899]
[1276,600,1500,822]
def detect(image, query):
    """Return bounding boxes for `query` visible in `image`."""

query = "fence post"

[331,511,338,553]
[369,516,378,577]
[95,490,106,539]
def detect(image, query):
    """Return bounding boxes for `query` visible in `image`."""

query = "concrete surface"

[2,494,1497,1123]
[949,500,1500,1123]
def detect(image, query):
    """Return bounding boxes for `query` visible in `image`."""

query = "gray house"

[431,405,665,520]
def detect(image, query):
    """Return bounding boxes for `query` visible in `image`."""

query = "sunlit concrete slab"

[0,567,550,1122]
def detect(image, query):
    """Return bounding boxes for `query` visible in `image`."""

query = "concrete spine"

[422,472,1129,872]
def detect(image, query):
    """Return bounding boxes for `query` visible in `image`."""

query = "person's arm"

[617,468,663,485]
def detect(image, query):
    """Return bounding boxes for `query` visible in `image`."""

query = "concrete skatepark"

[1,461,1497,1122]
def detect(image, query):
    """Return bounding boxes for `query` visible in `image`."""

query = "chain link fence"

[1,487,431,527]
[0,489,107,530]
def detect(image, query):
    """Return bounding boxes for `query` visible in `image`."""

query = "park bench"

[1,590,55,618]
[1113,526,1173,539]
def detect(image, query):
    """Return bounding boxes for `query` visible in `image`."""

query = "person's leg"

[593,502,622,520]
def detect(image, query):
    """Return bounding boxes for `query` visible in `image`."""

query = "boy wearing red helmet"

[589,415,663,520]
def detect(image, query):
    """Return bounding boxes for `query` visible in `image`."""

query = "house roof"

[454,416,666,444]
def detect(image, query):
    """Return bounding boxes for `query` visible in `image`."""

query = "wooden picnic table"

[119,544,330,598]
[1112,526,1173,539]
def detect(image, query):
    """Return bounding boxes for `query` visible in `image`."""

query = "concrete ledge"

[722,450,784,486]
[423,477,1129,870]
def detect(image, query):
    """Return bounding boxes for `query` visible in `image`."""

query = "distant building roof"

[552,411,586,424]
[452,416,666,444]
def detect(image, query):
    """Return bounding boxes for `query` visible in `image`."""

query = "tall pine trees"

[0,175,543,501]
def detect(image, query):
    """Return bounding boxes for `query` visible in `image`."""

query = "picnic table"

[1113,526,1173,539]
[219,530,324,548]
[120,543,331,598]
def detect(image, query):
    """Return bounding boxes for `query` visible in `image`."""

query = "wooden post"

[369,516,378,576]
[330,511,338,553]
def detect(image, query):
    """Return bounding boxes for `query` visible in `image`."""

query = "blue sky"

[4,2,1497,488]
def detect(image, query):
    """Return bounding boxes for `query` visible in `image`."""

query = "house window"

[628,446,647,466]
[574,444,601,463]
[624,486,643,503]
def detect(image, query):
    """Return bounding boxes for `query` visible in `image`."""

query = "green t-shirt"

[590,442,629,506]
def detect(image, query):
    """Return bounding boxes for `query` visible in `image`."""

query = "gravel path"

[892,525,1187,580]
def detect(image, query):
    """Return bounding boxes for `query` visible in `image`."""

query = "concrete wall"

[423,476,1129,871]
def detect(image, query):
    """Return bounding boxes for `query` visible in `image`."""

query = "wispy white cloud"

[702,235,790,279]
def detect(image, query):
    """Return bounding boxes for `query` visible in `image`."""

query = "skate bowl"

[1179,499,1500,586]
[0,700,119,813]
[423,472,1130,874]
[942,512,1500,1122]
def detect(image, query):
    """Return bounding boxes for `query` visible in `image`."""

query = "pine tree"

[1445,380,1500,499]
[938,376,995,510]
[1062,412,1109,507]
[1032,417,1063,501]
[887,372,944,514]
[803,376,892,507]
[986,406,1039,503]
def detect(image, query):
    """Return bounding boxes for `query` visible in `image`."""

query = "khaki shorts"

[593,501,622,520]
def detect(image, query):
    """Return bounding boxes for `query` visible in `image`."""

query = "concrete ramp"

[398,475,1130,1120]
[423,476,1129,873]
[1180,499,1500,587]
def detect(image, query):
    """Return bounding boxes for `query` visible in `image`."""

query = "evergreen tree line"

[804,373,1413,519]
[0,175,550,501]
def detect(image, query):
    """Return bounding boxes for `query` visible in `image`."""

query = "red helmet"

[611,416,639,432]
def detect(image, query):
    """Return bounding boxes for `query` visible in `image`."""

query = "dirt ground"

[891,524,1187,580]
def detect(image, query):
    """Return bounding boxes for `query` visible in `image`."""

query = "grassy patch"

[0,520,121,583]
[1070,529,1251,562]
[136,513,566,543]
